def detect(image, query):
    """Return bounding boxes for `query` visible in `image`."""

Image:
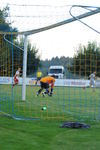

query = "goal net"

[0,1,100,120]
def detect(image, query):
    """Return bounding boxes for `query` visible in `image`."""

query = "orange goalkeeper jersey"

[40,76,55,88]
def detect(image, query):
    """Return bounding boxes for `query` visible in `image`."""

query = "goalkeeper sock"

[44,89,49,94]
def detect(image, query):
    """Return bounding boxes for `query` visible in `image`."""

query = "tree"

[69,41,100,77]
[0,7,41,76]
[27,42,40,76]
[0,6,17,76]
[9,37,41,76]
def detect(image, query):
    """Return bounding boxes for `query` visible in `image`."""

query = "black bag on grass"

[60,122,90,129]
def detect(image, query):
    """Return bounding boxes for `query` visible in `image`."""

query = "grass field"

[1,116,100,150]
[0,85,100,149]
[0,84,100,120]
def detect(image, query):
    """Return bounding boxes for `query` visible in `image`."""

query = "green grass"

[0,84,100,120]
[0,85,100,149]
[0,116,100,150]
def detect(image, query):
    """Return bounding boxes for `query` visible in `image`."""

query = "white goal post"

[22,35,28,100]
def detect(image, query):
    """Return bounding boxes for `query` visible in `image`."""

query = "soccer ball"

[41,106,47,110]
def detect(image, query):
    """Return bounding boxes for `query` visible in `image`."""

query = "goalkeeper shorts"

[40,82,49,89]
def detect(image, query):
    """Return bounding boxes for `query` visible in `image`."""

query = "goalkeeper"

[36,75,55,97]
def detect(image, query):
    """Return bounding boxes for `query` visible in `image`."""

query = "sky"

[0,0,100,60]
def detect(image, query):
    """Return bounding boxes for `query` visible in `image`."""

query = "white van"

[48,66,64,79]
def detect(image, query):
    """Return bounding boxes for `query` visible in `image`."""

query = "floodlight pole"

[22,35,28,100]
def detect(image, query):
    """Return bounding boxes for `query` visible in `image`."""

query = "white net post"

[22,35,28,100]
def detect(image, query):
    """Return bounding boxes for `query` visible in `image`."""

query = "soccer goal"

[0,2,100,120]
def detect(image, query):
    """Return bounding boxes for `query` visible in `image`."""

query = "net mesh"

[0,37,100,121]
[0,2,100,121]
[0,2,100,34]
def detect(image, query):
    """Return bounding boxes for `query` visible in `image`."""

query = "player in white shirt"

[13,68,21,87]
[89,71,96,90]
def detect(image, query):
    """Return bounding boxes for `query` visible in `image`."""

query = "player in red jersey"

[12,68,21,87]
